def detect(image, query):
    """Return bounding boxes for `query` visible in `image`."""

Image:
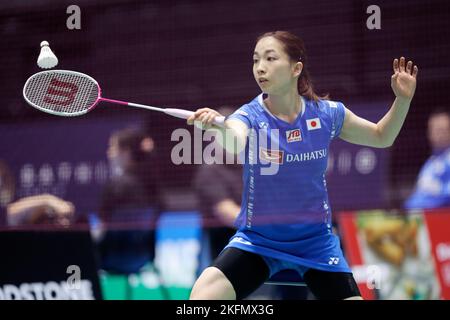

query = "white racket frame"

[23,70,225,127]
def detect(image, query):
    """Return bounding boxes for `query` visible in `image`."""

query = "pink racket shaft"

[99,98,225,127]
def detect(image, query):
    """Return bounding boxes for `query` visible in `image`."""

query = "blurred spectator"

[99,127,162,220]
[404,108,450,209]
[193,156,242,260]
[7,194,74,227]
[0,160,15,226]
[193,107,242,262]
[97,127,163,274]
[0,160,74,228]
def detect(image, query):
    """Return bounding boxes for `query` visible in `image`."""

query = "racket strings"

[24,72,99,116]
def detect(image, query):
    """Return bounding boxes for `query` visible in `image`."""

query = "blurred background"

[0,0,449,300]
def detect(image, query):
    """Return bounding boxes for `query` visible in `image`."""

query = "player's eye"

[267,57,277,61]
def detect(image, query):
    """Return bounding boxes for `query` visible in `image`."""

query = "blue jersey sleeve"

[226,105,253,128]
[327,100,346,139]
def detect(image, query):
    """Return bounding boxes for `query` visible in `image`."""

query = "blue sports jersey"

[225,93,351,273]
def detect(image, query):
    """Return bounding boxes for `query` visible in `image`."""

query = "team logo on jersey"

[259,148,284,164]
[259,122,268,129]
[286,129,302,143]
[306,118,321,130]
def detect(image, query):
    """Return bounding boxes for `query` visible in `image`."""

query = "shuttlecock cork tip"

[40,40,50,47]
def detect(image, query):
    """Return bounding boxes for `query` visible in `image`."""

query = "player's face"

[428,114,450,151]
[253,37,299,95]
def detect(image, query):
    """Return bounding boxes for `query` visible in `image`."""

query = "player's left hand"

[391,57,418,102]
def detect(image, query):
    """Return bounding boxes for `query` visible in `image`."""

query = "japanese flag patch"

[306,118,321,130]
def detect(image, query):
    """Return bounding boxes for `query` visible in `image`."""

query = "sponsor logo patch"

[259,148,284,164]
[286,129,302,143]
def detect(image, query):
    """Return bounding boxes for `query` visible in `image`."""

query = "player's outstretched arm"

[339,57,418,148]
[187,108,248,154]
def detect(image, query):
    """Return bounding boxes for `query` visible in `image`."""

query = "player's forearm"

[7,196,47,216]
[375,97,411,147]
[7,204,45,226]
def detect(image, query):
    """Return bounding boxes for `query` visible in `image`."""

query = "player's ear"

[293,62,303,78]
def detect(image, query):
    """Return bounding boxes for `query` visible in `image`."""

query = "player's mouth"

[258,78,269,84]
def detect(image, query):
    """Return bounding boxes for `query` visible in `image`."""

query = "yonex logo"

[328,257,339,265]
[259,122,268,129]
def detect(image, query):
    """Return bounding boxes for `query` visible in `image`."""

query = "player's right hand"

[187,108,223,130]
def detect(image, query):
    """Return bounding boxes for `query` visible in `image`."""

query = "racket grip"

[164,108,225,127]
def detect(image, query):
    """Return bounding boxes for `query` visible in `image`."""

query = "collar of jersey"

[257,93,306,126]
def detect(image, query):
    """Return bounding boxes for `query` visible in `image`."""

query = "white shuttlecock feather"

[37,41,58,69]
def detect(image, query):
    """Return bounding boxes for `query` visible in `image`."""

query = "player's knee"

[190,267,236,300]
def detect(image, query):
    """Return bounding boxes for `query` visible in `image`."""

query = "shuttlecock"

[37,40,58,69]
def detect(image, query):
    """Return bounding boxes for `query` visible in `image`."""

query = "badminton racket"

[22,70,225,126]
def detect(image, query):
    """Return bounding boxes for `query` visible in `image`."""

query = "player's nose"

[256,67,266,75]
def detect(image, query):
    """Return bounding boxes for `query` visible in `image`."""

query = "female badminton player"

[187,31,418,300]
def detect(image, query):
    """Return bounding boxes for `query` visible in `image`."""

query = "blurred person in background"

[7,194,74,227]
[0,160,15,226]
[404,109,450,209]
[193,106,242,262]
[0,159,74,228]
[97,127,163,274]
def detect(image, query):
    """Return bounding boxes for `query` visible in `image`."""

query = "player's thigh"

[303,269,362,300]
[212,247,270,300]
[190,266,236,300]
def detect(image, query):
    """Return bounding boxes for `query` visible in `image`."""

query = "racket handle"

[164,108,225,127]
